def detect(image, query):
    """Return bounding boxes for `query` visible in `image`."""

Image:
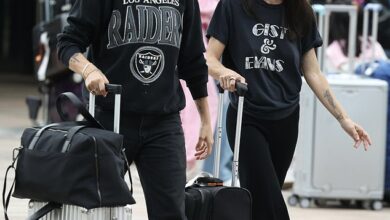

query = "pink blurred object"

[199,0,219,44]
[325,39,388,72]
[353,0,365,6]
[181,0,219,167]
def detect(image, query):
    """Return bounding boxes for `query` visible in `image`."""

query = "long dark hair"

[241,0,315,39]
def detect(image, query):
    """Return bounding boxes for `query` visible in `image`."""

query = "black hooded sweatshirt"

[57,0,208,115]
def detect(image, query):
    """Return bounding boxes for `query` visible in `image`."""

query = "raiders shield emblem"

[130,46,165,84]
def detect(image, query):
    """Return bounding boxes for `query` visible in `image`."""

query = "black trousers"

[96,109,187,220]
[226,105,300,220]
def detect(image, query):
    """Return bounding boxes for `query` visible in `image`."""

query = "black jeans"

[96,109,187,220]
[226,105,300,220]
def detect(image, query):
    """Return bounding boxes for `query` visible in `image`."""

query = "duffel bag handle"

[56,93,103,128]
[28,121,89,150]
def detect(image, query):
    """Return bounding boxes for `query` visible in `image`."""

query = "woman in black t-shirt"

[206,0,371,219]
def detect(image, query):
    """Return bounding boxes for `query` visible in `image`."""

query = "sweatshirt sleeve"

[177,0,209,100]
[57,0,106,67]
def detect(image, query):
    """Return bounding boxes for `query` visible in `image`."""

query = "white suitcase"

[27,84,134,220]
[289,75,388,210]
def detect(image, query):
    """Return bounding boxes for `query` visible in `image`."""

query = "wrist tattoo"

[324,89,344,121]
[323,90,336,109]
[70,53,81,64]
[336,113,344,121]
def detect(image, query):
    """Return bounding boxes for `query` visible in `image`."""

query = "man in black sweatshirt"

[57,0,213,219]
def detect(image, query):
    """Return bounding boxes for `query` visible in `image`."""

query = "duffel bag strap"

[56,92,103,128]
[61,125,88,153]
[3,161,16,220]
[27,202,62,220]
[2,148,21,220]
[28,122,91,150]
[122,149,134,194]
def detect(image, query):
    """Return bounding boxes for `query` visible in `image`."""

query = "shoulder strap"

[122,150,134,194]
[2,162,16,220]
[2,147,23,220]
[56,92,103,128]
[27,202,62,220]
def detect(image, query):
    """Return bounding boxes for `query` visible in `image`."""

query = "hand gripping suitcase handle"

[105,84,122,94]
[89,84,122,134]
[232,82,247,187]
[216,81,248,96]
[235,82,248,96]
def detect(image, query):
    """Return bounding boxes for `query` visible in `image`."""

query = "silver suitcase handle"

[215,81,248,187]
[89,84,122,134]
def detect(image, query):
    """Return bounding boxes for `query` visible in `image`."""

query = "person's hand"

[195,122,214,160]
[219,69,246,92]
[340,118,372,151]
[84,69,109,97]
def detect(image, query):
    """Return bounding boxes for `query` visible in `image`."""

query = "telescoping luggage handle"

[313,4,358,74]
[88,84,134,195]
[362,3,382,74]
[89,84,122,134]
[215,82,248,187]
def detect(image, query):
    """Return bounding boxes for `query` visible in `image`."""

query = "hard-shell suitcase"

[26,84,133,220]
[185,82,252,220]
[289,3,388,210]
[27,202,132,220]
[290,76,388,210]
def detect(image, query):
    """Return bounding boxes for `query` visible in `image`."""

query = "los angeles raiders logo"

[130,46,165,84]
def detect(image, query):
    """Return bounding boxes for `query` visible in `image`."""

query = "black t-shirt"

[207,0,323,120]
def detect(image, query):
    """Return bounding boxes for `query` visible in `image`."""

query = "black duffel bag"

[3,91,135,219]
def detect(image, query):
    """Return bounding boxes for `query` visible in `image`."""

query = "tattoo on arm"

[69,53,81,64]
[323,89,344,121]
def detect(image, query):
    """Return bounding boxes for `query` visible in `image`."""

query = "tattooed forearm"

[323,90,336,109]
[323,89,344,121]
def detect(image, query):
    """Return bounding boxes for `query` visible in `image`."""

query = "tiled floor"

[0,74,389,220]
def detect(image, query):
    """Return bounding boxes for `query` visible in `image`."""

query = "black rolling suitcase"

[185,82,252,220]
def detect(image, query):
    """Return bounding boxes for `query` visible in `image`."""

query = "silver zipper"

[92,136,103,206]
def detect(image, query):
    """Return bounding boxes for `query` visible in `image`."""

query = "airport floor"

[0,74,389,220]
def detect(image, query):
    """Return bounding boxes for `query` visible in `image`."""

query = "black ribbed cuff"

[188,83,208,100]
[63,46,82,67]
